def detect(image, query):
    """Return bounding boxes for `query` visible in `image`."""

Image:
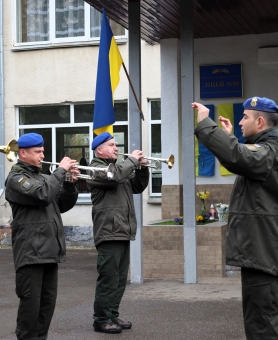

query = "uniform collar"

[245,127,278,144]
[16,160,41,173]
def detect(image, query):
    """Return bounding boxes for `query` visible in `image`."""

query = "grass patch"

[151,220,177,225]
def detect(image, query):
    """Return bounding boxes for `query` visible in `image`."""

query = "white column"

[180,0,197,283]
[160,39,181,185]
[128,1,143,284]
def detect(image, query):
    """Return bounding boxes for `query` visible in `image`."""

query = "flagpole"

[122,62,145,121]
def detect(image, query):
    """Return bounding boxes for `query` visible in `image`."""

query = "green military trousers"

[93,240,130,328]
[241,267,278,340]
[15,263,58,340]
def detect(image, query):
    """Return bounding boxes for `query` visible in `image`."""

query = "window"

[149,100,162,196]
[15,0,126,45]
[18,101,128,198]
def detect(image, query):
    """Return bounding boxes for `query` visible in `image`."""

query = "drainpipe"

[0,0,4,197]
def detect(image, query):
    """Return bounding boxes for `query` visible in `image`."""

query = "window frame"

[148,99,162,197]
[16,101,129,204]
[13,0,128,49]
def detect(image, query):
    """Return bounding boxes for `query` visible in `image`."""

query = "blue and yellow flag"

[93,9,123,135]
[195,105,215,176]
[218,103,245,175]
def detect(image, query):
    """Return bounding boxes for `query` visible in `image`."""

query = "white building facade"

[1,0,278,245]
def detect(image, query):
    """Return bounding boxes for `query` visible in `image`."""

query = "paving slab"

[0,247,245,340]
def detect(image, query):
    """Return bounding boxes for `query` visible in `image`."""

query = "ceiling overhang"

[85,0,278,45]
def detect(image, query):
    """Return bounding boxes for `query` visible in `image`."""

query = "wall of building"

[194,32,278,186]
[1,1,162,229]
[2,0,278,235]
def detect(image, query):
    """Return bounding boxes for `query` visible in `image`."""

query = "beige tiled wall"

[143,223,227,279]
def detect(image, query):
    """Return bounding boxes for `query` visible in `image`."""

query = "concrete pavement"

[0,247,245,340]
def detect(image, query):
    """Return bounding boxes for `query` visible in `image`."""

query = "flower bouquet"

[196,190,210,215]
[215,203,229,222]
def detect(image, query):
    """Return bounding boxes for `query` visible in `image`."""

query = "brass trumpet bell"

[0,139,19,162]
[167,154,175,169]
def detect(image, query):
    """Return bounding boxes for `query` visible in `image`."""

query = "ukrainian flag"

[218,103,245,175]
[93,9,123,136]
[195,105,215,176]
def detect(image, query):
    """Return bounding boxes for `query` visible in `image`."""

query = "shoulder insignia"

[244,144,263,151]
[21,179,33,191]
[17,176,24,183]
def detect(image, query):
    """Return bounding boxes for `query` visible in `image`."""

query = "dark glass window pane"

[152,173,162,194]
[151,101,161,120]
[114,102,128,121]
[114,125,128,154]
[152,174,162,193]
[19,106,70,125]
[151,122,162,194]
[19,128,52,174]
[151,124,161,154]
[56,127,90,193]
[74,104,94,123]
[75,102,127,123]
[56,127,90,164]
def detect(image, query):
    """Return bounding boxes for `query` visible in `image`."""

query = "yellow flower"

[196,215,204,221]
[197,190,210,200]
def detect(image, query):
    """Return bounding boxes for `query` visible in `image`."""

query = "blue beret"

[18,133,44,148]
[243,97,278,113]
[92,132,113,150]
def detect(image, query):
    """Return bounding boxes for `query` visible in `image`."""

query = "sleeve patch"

[17,176,24,183]
[244,144,263,151]
[21,179,33,191]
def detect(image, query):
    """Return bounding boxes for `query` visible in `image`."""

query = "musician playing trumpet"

[5,132,79,340]
[87,132,149,334]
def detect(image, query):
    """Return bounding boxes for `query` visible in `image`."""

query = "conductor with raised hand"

[87,132,149,334]
[193,97,278,340]
[5,132,79,340]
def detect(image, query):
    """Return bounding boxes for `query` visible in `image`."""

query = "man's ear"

[256,116,265,129]
[19,149,25,159]
[96,146,103,155]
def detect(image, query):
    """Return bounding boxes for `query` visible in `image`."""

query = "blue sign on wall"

[200,63,243,99]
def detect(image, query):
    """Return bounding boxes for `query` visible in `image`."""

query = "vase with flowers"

[197,190,210,215]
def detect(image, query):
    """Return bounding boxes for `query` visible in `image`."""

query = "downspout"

[0,0,4,197]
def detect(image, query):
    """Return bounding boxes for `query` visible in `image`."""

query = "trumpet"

[118,153,174,169]
[0,139,19,162]
[40,161,115,180]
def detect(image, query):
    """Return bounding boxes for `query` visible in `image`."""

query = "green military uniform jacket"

[5,160,78,271]
[87,157,149,246]
[195,117,278,276]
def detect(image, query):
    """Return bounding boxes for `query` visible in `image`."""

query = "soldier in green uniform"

[87,132,149,334]
[193,97,278,340]
[5,132,79,340]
